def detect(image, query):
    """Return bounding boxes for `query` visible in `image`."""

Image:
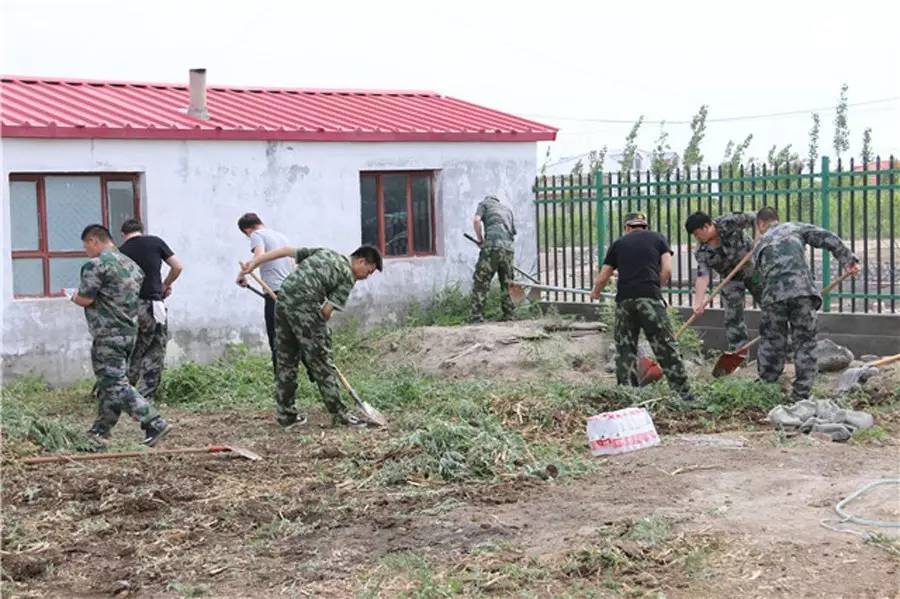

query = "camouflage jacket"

[752,222,858,307]
[78,248,143,337]
[475,196,516,251]
[694,212,755,279]
[279,248,355,315]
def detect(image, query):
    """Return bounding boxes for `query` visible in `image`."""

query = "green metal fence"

[534,155,900,314]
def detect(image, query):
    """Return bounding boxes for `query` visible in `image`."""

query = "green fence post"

[820,156,832,312]
[595,171,606,263]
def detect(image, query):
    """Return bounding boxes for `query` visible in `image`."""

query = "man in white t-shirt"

[235,213,294,370]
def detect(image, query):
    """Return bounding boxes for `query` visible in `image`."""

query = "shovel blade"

[712,350,747,378]
[637,357,663,386]
[508,282,541,306]
[360,401,388,427]
[223,444,263,461]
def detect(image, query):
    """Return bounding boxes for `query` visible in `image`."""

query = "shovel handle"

[20,445,230,465]
[866,353,900,368]
[677,251,754,339]
[249,272,278,301]
[334,366,364,406]
[465,234,539,284]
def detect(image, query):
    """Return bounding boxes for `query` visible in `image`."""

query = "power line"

[525,96,899,126]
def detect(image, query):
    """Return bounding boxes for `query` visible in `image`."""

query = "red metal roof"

[0,75,557,142]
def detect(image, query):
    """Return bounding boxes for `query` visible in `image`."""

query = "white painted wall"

[0,138,537,384]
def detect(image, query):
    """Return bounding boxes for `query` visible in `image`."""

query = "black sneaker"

[332,413,369,429]
[278,414,308,429]
[141,418,172,447]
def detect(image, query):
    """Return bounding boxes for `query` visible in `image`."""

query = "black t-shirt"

[119,235,175,300]
[603,229,672,302]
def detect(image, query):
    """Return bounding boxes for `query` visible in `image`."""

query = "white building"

[1,71,556,383]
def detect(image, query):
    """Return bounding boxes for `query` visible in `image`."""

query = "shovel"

[20,444,262,465]
[711,269,858,378]
[335,366,388,427]
[463,233,539,283]
[508,281,615,306]
[639,251,756,385]
[835,353,900,394]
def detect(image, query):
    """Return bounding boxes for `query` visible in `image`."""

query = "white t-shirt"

[249,228,293,291]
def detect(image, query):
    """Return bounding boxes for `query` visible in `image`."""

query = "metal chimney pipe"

[187,68,209,120]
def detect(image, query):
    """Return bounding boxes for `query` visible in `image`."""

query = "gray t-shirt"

[249,228,293,291]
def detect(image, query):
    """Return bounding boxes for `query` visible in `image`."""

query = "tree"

[722,140,735,162]
[650,122,675,178]
[808,113,820,168]
[587,145,608,173]
[833,83,850,160]
[861,127,873,166]
[768,144,800,170]
[569,158,584,176]
[682,105,708,169]
[619,115,644,172]
[539,145,552,175]
[727,134,753,170]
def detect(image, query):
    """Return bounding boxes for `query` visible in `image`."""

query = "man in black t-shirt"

[119,219,183,401]
[590,212,694,403]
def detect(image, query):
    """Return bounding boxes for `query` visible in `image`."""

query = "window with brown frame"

[9,173,141,298]
[360,171,435,257]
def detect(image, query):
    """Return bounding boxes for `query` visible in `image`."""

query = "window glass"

[11,181,40,251]
[45,176,101,251]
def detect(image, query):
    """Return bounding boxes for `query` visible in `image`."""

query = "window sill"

[383,254,442,261]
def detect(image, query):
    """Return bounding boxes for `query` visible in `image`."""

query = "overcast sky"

[2,0,898,168]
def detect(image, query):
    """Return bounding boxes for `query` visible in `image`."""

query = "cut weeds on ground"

[3,286,899,598]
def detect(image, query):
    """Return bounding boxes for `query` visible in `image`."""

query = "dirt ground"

[3,321,899,598]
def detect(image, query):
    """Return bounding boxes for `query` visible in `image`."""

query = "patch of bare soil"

[4,410,899,598]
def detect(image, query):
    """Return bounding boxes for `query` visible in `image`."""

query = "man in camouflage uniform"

[239,245,382,428]
[470,194,516,322]
[685,211,762,350]
[68,225,171,447]
[590,213,695,403]
[752,207,859,402]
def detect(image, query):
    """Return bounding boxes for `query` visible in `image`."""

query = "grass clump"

[375,414,533,485]
[158,343,282,409]
[404,283,540,327]
[2,376,94,455]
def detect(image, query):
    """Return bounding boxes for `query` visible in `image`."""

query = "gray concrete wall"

[546,302,900,357]
[2,138,537,384]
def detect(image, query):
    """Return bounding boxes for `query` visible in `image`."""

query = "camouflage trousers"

[91,335,160,434]
[720,273,763,351]
[471,246,515,319]
[758,296,819,402]
[274,303,348,424]
[128,300,167,401]
[614,298,691,399]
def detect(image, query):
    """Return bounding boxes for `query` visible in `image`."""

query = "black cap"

[624,212,648,227]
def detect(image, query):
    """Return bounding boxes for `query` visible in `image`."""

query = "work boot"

[141,417,172,447]
[469,314,485,324]
[277,414,308,429]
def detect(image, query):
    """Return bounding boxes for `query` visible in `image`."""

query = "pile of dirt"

[373,319,613,383]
